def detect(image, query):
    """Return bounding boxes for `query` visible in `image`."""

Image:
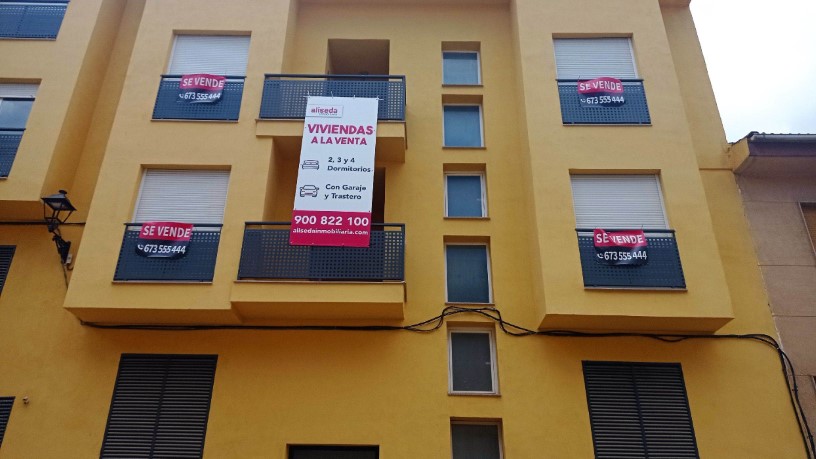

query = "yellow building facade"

[0,0,811,457]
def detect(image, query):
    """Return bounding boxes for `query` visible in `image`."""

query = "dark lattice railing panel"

[576,231,685,288]
[260,75,406,121]
[152,77,244,121]
[558,80,651,125]
[113,226,222,282]
[0,131,23,177]
[0,2,68,39]
[238,223,405,281]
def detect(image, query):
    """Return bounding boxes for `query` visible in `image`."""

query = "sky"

[690,0,816,141]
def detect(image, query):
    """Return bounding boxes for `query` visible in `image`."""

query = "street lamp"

[41,189,76,264]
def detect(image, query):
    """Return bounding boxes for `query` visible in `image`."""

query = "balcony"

[557,80,651,125]
[0,1,67,39]
[232,222,406,321]
[0,129,23,177]
[152,75,245,121]
[259,74,406,121]
[576,229,685,289]
[113,223,222,282]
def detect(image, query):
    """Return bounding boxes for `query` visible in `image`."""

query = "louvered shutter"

[0,84,38,98]
[133,170,229,224]
[554,38,638,79]
[801,204,816,254]
[0,397,13,447]
[583,361,699,459]
[168,35,250,76]
[100,354,217,459]
[0,246,15,295]
[571,175,669,229]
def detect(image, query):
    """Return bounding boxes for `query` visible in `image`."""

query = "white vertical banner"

[290,96,379,247]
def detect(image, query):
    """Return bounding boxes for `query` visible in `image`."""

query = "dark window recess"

[446,245,490,303]
[0,397,13,447]
[558,80,651,125]
[152,76,244,121]
[0,1,68,40]
[0,246,15,295]
[451,423,502,459]
[450,331,494,393]
[289,445,379,459]
[100,354,217,459]
[583,361,699,459]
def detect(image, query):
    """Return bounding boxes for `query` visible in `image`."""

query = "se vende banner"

[178,74,226,104]
[593,229,648,265]
[136,221,193,258]
[290,96,379,247]
[578,76,626,108]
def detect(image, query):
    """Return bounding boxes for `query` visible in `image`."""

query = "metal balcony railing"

[238,222,405,281]
[113,224,222,282]
[576,228,685,289]
[0,129,23,177]
[0,0,68,39]
[152,75,245,121]
[557,79,651,125]
[259,74,406,121]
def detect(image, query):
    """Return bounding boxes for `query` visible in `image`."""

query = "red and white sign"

[593,229,648,265]
[577,76,626,107]
[136,221,194,258]
[290,96,379,247]
[178,74,226,104]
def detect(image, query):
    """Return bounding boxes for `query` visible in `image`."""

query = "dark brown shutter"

[582,361,699,458]
[100,354,217,459]
[0,246,15,295]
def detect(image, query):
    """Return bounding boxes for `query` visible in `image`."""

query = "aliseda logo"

[306,104,344,118]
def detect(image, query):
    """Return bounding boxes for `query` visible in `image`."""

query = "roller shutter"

[554,38,638,79]
[0,84,38,98]
[100,354,217,459]
[133,170,229,224]
[0,246,14,295]
[167,35,250,76]
[583,361,699,459]
[570,175,669,229]
[0,397,13,447]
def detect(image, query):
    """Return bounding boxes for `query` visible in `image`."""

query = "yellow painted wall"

[0,0,809,457]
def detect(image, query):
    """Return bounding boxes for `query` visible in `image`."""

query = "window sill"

[443,146,486,150]
[112,280,214,284]
[444,216,489,220]
[0,37,58,41]
[442,84,483,88]
[584,286,687,292]
[151,118,239,123]
[448,391,500,397]
[563,123,652,127]
[445,302,495,306]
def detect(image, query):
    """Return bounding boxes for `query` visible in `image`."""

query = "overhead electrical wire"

[81,305,815,458]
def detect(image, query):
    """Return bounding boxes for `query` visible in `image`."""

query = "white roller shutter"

[133,170,229,224]
[570,175,669,229]
[0,84,39,98]
[167,35,250,76]
[554,38,638,79]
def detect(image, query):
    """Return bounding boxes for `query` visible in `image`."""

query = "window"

[448,329,498,394]
[0,1,68,39]
[451,421,503,459]
[445,244,491,303]
[553,37,638,80]
[154,35,250,121]
[443,51,481,85]
[113,170,229,282]
[445,173,486,217]
[289,445,379,459]
[583,361,699,458]
[553,37,650,125]
[100,354,217,459]
[443,105,483,147]
[0,397,13,448]
[0,246,15,295]
[570,174,668,229]
[0,84,37,177]
[801,203,816,254]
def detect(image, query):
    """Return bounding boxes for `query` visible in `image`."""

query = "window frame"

[288,445,380,458]
[444,242,493,304]
[447,328,499,395]
[444,172,487,218]
[570,174,670,230]
[442,104,484,148]
[442,50,482,86]
[450,420,504,459]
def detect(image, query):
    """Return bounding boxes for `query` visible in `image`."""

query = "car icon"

[299,185,319,197]
[301,160,319,170]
